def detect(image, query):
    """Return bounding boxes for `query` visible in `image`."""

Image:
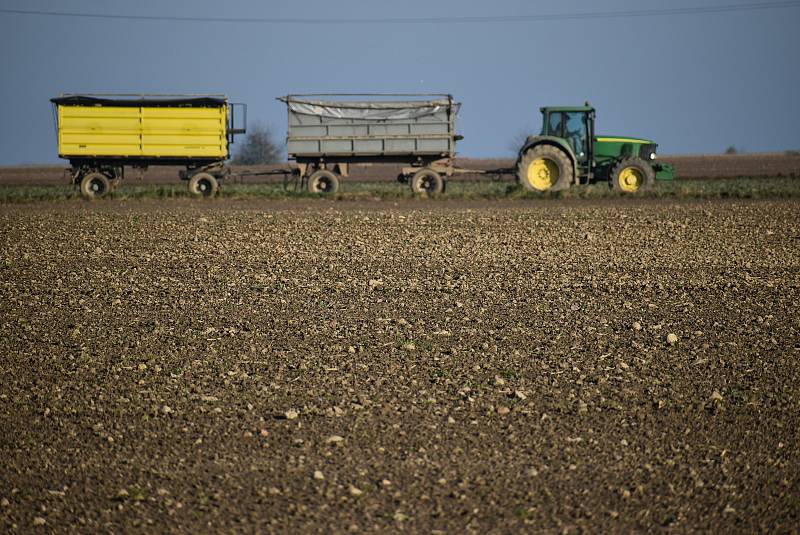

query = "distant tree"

[724,145,739,155]
[233,122,282,164]
[508,127,535,155]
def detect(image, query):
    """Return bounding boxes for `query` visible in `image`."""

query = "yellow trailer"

[51,94,246,198]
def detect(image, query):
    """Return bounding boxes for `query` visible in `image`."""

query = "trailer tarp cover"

[281,97,460,121]
[50,95,227,107]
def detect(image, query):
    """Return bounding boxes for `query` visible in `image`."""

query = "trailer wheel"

[609,157,655,193]
[410,169,444,195]
[517,145,573,192]
[188,173,219,197]
[308,170,340,194]
[79,172,111,199]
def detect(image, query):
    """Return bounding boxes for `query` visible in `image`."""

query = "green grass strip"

[1,177,799,204]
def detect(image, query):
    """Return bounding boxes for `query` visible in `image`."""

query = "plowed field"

[1,198,798,533]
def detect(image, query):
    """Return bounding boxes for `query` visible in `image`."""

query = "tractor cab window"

[564,112,588,158]
[547,113,564,136]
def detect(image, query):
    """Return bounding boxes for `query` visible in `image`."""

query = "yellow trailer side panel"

[58,106,141,156]
[57,105,228,159]
[140,107,227,157]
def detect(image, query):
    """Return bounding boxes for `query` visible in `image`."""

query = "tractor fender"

[517,136,578,183]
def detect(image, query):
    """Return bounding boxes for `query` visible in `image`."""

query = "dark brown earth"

[2,152,799,186]
[1,198,798,533]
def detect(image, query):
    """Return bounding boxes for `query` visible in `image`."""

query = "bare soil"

[1,198,798,533]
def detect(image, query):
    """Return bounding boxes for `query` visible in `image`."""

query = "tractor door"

[564,112,589,163]
[545,111,590,163]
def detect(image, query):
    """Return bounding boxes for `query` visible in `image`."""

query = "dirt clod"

[666,333,679,345]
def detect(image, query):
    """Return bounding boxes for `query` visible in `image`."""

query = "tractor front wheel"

[609,158,655,193]
[517,145,573,192]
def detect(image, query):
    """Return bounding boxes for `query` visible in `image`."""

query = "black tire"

[516,145,573,192]
[308,170,340,194]
[188,173,219,197]
[609,157,655,193]
[410,169,444,195]
[79,172,111,199]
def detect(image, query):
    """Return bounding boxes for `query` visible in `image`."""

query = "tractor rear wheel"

[188,172,219,197]
[79,172,111,199]
[308,169,340,194]
[410,168,444,195]
[610,158,655,193]
[517,145,573,192]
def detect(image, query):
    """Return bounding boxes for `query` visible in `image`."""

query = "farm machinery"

[515,104,674,192]
[279,93,463,195]
[51,92,673,198]
[278,95,673,194]
[50,93,246,199]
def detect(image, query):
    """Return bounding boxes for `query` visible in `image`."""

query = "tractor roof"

[540,105,595,113]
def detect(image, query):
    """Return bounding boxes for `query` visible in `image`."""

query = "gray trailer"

[278,93,467,194]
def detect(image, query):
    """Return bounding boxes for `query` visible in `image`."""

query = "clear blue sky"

[0,0,798,164]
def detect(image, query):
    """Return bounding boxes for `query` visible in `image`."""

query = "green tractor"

[516,104,674,193]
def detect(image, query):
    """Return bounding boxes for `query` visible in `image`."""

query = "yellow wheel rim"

[618,167,644,192]
[527,157,559,190]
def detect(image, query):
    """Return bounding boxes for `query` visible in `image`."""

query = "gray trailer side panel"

[282,95,459,159]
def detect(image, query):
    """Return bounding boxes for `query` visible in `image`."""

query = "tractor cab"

[540,105,595,166]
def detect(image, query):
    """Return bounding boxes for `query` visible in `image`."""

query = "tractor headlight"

[649,152,657,160]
